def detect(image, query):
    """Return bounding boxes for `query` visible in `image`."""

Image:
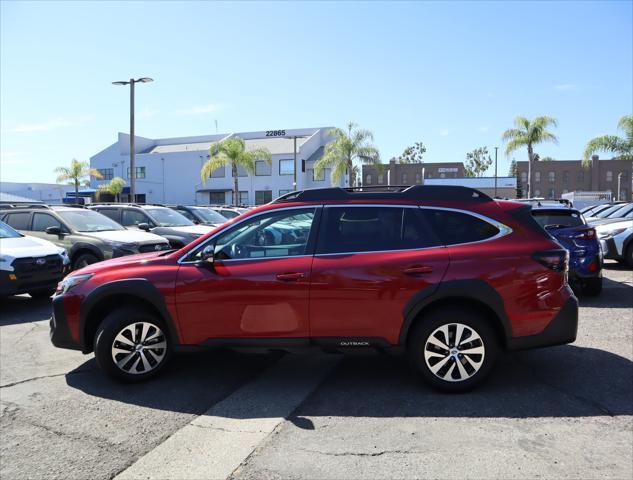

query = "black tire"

[94,306,172,382]
[407,307,498,393]
[73,252,99,270]
[581,277,603,296]
[28,288,56,299]
[625,244,633,269]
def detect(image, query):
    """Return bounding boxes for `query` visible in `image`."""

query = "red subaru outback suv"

[50,186,577,391]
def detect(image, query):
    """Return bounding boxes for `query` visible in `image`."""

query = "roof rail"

[274,185,492,203]
[0,204,51,210]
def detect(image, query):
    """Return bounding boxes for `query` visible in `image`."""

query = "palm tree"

[583,115,633,165]
[502,116,558,198]
[201,136,271,206]
[55,158,102,202]
[314,122,380,186]
[97,177,126,202]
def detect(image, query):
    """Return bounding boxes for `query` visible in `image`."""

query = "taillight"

[533,249,569,272]
[570,228,595,240]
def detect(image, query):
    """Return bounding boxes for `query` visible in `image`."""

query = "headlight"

[55,274,93,295]
[599,228,626,240]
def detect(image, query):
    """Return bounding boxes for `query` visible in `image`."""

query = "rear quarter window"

[4,212,31,230]
[421,209,500,245]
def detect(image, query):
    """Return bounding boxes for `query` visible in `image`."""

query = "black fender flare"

[70,243,104,263]
[398,279,512,345]
[79,278,179,350]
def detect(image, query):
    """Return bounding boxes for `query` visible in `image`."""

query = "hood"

[0,235,65,256]
[81,229,168,244]
[73,250,170,276]
[169,225,214,235]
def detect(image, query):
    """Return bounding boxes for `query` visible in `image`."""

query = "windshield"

[57,210,125,232]
[596,204,628,218]
[603,203,632,218]
[192,207,228,224]
[532,210,585,229]
[0,221,22,238]
[145,208,193,227]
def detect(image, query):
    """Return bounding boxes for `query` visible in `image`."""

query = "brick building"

[362,160,465,186]
[517,155,632,200]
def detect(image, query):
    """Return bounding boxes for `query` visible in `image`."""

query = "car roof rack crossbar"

[274,185,492,203]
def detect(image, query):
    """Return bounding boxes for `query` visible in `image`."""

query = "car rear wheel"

[408,307,498,392]
[73,252,99,270]
[94,307,171,382]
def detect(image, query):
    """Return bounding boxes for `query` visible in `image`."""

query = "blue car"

[531,204,603,295]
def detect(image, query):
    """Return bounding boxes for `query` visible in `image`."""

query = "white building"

[0,182,77,204]
[90,127,344,205]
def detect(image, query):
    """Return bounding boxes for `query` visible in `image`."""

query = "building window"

[606,171,613,182]
[378,174,384,184]
[127,167,146,179]
[98,168,113,180]
[562,171,569,184]
[279,159,294,176]
[255,190,272,205]
[534,171,541,183]
[577,170,585,182]
[401,173,407,184]
[548,188,555,199]
[209,192,225,204]
[440,173,446,179]
[209,166,225,178]
[521,172,528,183]
[548,171,555,183]
[365,174,372,185]
[278,189,293,197]
[312,168,325,181]
[620,171,628,180]
[534,189,541,197]
[415,173,422,184]
[255,161,271,176]
[231,191,249,205]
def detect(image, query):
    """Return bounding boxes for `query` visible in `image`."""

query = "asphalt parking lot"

[1,262,631,480]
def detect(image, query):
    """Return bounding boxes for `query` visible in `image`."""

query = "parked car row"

[583,202,633,268]
[0,203,238,297]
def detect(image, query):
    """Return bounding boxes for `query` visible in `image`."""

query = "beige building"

[517,155,632,200]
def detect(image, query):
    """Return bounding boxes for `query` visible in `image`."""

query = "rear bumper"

[49,295,82,351]
[506,296,578,351]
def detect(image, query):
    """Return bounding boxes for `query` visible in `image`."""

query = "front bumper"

[0,266,67,297]
[49,295,82,351]
[601,237,624,260]
[506,296,578,350]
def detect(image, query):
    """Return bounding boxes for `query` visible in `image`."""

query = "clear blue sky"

[1,0,631,183]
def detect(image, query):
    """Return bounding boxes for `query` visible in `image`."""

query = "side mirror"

[200,244,215,264]
[45,226,61,235]
[138,223,151,232]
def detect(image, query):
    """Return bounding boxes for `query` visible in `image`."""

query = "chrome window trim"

[177,205,320,264]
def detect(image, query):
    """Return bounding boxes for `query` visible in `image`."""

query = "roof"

[0,192,42,204]
[148,135,310,155]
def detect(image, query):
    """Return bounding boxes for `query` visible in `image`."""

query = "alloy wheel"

[423,323,485,382]
[111,322,167,374]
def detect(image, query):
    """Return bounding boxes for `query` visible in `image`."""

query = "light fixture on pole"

[112,77,153,202]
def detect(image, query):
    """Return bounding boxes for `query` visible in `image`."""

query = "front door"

[309,205,450,345]
[175,207,320,345]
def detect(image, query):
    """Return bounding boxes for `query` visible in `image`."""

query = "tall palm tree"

[97,177,126,202]
[54,158,102,202]
[201,136,271,205]
[314,122,380,186]
[583,115,633,165]
[502,116,558,198]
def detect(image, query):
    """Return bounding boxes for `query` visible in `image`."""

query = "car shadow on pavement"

[578,276,633,309]
[0,295,52,326]
[66,344,632,421]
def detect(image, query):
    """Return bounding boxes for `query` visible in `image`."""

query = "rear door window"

[4,212,31,230]
[421,209,500,245]
[316,206,440,254]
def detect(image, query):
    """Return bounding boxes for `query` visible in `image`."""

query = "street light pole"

[293,136,297,191]
[494,146,498,197]
[112,77,153,202]
[617,172,623,201]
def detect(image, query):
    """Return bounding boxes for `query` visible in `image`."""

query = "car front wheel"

[408,307,498,392]
[94,307,171,382]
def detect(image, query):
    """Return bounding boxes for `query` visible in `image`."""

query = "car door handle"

[403,265,434,275]
[276,272,305,282]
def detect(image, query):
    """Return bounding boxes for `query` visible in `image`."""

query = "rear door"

[308,205,450,345]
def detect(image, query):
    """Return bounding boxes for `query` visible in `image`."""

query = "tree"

[533,153,555,162]
[201,136,271,206]
[314,122,380,186]
[97,177,126,202]
[509,158,523,198]
[397,141,426,164]
[464,147,493,177]
[583,115,633,165]
[502,116,558,198]
[55,158,102,202]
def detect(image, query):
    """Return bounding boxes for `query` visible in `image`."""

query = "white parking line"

[115,354,341,480]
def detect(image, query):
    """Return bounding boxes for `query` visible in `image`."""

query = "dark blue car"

[531,204,603,295]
